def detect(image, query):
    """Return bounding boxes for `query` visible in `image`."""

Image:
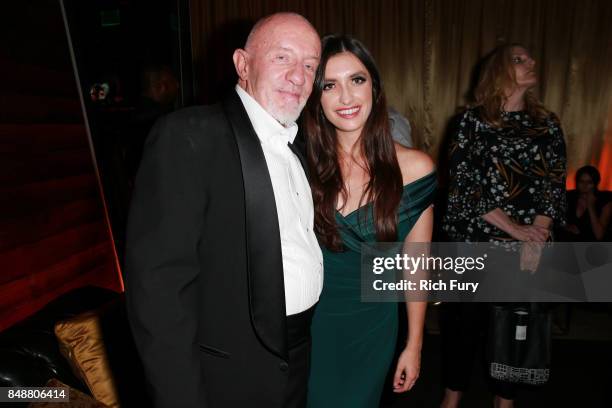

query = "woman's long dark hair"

[304,34,403,251]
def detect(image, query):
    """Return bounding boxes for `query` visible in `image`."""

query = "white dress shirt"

[236,85,323,316]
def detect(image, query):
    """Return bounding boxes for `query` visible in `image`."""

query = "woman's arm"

[481,209,550,242]
[392,147,433,393]
[587,199,612,240]
[403,205,432,348]
[535,121,568,231]
[392,203,432,393]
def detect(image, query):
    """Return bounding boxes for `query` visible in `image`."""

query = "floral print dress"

[443,108,567,242]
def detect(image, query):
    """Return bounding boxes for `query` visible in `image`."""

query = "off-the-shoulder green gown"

[307,171,437,408]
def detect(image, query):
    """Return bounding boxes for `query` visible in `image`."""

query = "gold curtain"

[190,0,612,186]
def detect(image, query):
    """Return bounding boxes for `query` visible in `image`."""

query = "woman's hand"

[584,192,597,209]
[392,344,421,393]
[577,192,596,212]
[509,223,550,242]
[564,223,580,235]
[520,241,544,273]
[482,209,549,242]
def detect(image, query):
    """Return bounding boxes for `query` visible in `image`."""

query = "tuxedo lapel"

[221,91,288,360]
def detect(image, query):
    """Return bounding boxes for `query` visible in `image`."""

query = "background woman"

[304,35,436,407]
[561,165,612,241]
[441,43,567,408]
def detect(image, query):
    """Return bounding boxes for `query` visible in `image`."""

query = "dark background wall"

[190,0,612,189]
[0,0,122,331]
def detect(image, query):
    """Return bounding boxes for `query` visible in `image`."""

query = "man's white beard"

[268,100,306,127]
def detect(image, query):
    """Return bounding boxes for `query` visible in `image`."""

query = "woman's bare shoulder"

[394,143,435,184]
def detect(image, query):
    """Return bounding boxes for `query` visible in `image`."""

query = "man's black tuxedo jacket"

[125,91,306,408]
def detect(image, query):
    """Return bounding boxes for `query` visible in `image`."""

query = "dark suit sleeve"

[125,115,206,408]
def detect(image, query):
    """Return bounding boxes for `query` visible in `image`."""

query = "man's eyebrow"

[271,46,319,59]
[270,46,294,53]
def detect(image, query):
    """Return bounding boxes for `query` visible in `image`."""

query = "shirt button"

[279,362,289,372]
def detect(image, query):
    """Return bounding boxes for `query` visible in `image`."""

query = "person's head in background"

[89,83,109,103]
[388,107,413,148]
[141,64,179,106]
[474,43,552,127]
[575,165,601,194]
[232,12,321,126]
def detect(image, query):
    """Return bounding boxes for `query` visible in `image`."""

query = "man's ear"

[233,49,249,81]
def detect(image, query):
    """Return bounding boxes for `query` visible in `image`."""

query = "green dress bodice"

[307,171,437,408]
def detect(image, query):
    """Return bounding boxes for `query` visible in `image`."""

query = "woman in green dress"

[304,35,436,407]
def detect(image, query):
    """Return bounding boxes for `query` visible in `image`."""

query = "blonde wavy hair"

[473,43,553,128]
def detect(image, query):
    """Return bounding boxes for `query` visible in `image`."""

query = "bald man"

[125,13,322,408]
